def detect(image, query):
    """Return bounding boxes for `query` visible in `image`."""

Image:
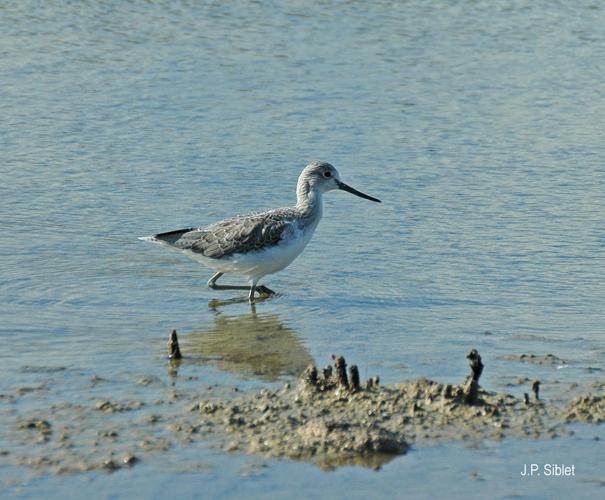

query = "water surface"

[1,1,604,498]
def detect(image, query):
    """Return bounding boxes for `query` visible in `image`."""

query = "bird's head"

[300,160,381,202]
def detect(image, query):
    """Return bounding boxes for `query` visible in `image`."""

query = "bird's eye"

[324,171,332,178]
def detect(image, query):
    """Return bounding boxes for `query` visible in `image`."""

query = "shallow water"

[1,0,604,498]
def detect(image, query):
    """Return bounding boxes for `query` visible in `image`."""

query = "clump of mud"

[563,392,604,424]
[193,350,603,469]
[502,353,567,367]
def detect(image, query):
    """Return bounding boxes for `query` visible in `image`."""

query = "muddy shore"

[2,339,603,475]
[192,352,603,469]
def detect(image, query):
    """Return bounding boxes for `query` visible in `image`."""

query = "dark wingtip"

[153,227,197,245]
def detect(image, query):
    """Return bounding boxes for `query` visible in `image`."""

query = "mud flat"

[2,343,603,475]
[193,351,604,469]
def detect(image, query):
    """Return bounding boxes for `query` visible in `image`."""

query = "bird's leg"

[251,285,275,300]
[207,272,250,291]
[248,280,275,302]
[207,272,223,288]
[248,280,257,303]
[207,273,274,301]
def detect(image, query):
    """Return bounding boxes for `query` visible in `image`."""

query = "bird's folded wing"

[188,217,292,259]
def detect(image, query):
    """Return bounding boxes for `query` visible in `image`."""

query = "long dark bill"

[335,179,381,203]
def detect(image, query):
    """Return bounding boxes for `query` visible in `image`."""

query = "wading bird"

[141,161,381,302]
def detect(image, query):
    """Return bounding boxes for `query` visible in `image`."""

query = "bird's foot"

[256,285,276,297]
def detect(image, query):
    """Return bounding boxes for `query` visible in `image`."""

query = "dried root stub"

[168,329,182,360]
[332,355,349,388]
[464,349,484,405]
[303,355,378,393]
[303,364,318,386]
[532,380,540,401]
[366,376,380,389]
[349,365,361,392]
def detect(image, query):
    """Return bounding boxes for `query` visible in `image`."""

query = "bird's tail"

[139,227,196,246]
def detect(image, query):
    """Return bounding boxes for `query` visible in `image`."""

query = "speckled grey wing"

[155,217,292,259]
[193,217,292,258]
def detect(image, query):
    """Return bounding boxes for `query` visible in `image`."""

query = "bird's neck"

[296,181,323,222]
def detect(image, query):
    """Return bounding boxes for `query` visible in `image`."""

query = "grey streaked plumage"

[155,210,302,259]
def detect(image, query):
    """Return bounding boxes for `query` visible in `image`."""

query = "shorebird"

[141,161,381,302]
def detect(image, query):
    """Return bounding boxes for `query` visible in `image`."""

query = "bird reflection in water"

[181,308,314,382]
